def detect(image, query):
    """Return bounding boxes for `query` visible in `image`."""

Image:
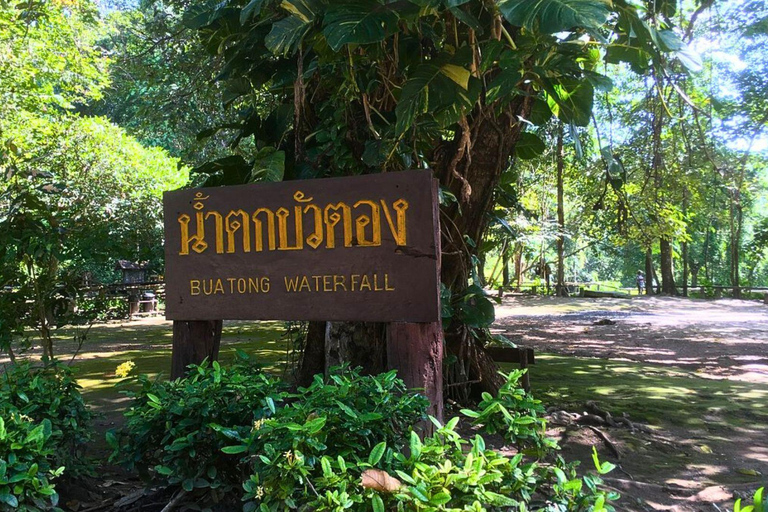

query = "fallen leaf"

[698,445,713,454]
[361,469,402,492]
[736,468,762,477]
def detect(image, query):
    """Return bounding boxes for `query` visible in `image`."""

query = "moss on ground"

[518,355,768,430]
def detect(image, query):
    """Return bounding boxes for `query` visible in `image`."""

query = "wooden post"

[171,320,223,379]
[386,178,443,427]
[387,322,443,424]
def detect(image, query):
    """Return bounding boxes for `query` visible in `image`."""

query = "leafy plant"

[735,487,765,512]
[0,361,93,476]
[0,414,64,511]
[461,370,557,453]
[108,353,285,500]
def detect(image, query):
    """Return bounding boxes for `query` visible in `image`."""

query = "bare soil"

[493,295,768,511]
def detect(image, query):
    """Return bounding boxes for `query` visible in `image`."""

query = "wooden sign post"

[164,170,443,419]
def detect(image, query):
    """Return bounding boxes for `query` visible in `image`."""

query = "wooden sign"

[163,170,440,322]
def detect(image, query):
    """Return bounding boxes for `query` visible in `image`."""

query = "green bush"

[108,353,285,500]
[0,414,64,511]
[0,361,92,476]
[460,370,557,454]
[113,361,617,511]
[238,417,617,512]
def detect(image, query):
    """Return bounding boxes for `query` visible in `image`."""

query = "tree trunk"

[690,262,700,288]
[682,241,689,297]
[555,123,566,297]
[477,253,487,287]
[502,250,510,289]
[324,322,387,375]
[659,238,676,295]
[297,321,327,386]
[171,320,223,379]
[388,322,444,426]
[514,245,523,292]
[435,100,532,397]
[645,247,655,295]
[730,190,743,299]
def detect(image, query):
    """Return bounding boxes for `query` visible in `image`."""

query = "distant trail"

[494,295,768,383]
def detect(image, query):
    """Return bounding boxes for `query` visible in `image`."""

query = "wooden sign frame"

[165,170,443,422]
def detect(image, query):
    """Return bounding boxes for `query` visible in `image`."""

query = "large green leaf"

[265,15,311,55]
[514,132,546,160]
[395,60,473,133]
[265,0,318,55]
[323,1,399,51]
[497,0,611,33]
[250,147,285,182]
[540,76,594,126]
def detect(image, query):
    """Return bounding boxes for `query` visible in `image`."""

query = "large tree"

[166,0,687,393]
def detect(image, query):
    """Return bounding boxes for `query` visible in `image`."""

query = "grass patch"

[519,354,768,431]
[67,320,291,414]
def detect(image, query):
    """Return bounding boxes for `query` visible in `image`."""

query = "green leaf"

[155,465,174,476]
[251,148,285,182]
[498,0,611,33]
[440,64,471,90]
[182,478,194,492]
[368,442,386,465]
[0,492,18,508]
[222,445,249,454]
[323,1,399,51]
[541,77,594,127]
[372,495,385,512]
[266,15,311,56]
[395,60,475,133]
[515,132,545,160]
[241,0,269,24]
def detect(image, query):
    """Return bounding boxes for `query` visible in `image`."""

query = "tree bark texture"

[644,248,654,295]
[435,100,532,397]
[502,250,510,289]
[171,320,222,379]
[297,321,327,387]
[682,241,689,297]
[324,322,387,375]
[659,238,677,295]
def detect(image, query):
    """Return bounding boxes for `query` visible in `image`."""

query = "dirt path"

[493,295,768,511]
[495,295,768,384]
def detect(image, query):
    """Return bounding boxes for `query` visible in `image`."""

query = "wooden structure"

[115,260,150,284]
[486,346,535,392]
[164,171,444,421]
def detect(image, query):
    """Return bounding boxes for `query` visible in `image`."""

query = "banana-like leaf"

[497,0,611,33]
[323,1,399,51]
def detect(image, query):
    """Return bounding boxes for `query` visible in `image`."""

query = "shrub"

[460,370,558,454]
[0,361,92,475]
[0,414,64,511]
[231,366,428,508]
[239,418,618,511]
[108,353,285,499]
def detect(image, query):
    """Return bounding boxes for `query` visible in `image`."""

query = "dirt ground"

[494,295,768,512]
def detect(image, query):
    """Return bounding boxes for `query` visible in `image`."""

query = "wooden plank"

[386,178,443,428]
[388,322,443,425]
[171,320,223,379]
[163,170,440,323]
